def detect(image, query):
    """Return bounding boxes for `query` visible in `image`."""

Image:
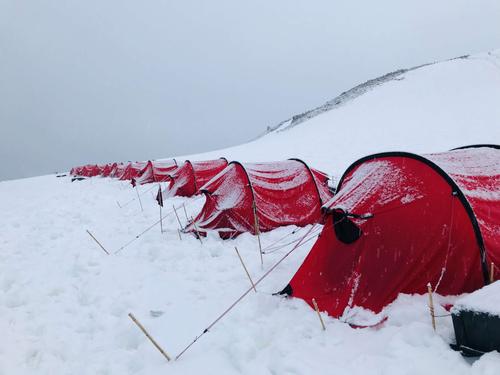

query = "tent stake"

[312,298,326,331]
[252,203,263,268]
[491,262,495,283]
[128,313,171,362]
[172,204,183,229]
[86,230,110,255]
[135,186,144,212]
[175,222,320,361]
[159,205,163,233]
[235,247,256,292]
[427,283,436,331]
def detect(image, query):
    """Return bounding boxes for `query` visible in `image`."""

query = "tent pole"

[172,204,183,229]
[128,313,171,362]
[491,262,495,283]
[86,230,110,255]
[159,205,163,233]
[182,203,189,222]
[135,186,144,212]
[252,202,263,268]
[235,247,256,292]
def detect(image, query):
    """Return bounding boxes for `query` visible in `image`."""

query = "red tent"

[101,163,117,177]
[82,164,100,177]
[118,162,148,180]
[133,160,178,185]
[282,146,500,319]
[186,159,333,238]
[166,159,228,197]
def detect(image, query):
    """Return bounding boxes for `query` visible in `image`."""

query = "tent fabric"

[134,160,178,185]
[283,146,500,319]
[186,159,333,238]
[118,162,148,181]
[166,159,228,197]
[101,163,117,177]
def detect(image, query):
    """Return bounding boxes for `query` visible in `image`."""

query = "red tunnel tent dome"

[82,164,100,177]
[134,160,178,185]
[166,158,228,197]
[101,163,117,177]
[283,146,500,319]
[119,162,148,180]
[110,163,126,178]
[186,159,333,238]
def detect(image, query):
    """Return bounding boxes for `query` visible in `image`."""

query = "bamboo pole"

[159,205,163,233]
[128,313,171,362]
[175,222,320,361]
[135,186,144,212]
[86,230,110,255]
[427,283,436,331]
[312,298,326,331]
[252,203,263,268]
[491,262,495,283]
[172,204,183,229]
[234,247,256,292]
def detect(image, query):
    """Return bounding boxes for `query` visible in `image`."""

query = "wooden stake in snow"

[86,230,110,255]
[175,222,321,361]
[491,262,495,283]
[252,203,263,268]
[234,247,256,292]
[427,283,436,331]
[172,204,183,229]
[159,205,163,233]
[312,298,326,331]
[182,203,189,222]
[128,313,171,362]
[135,186,144,212]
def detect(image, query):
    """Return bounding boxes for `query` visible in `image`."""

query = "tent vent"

[332,210,362,244]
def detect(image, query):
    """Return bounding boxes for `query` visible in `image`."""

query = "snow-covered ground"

[2,176,499,374]
[2,50,500,374]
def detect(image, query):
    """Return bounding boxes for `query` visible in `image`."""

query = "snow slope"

[185,50,500,178]
[2,50,500,374]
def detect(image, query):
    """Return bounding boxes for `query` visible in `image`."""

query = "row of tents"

[71,145,500,320]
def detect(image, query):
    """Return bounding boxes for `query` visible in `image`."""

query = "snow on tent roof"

[165,158,228,197]
[134,160,178,185]
[283,146,500,319]
[118,161,148,181]
[186,159,333,238]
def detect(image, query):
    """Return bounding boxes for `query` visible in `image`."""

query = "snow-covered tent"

[165,159,228,197]
[118,162,148,181]
[133,160,178,185]
[100,163,117,177]
[282,146,500,318]
[186,159,333,238]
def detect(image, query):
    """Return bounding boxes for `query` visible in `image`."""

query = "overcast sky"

[1,0,500,181]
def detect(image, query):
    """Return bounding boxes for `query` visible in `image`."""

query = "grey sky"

[1,0,500,181]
